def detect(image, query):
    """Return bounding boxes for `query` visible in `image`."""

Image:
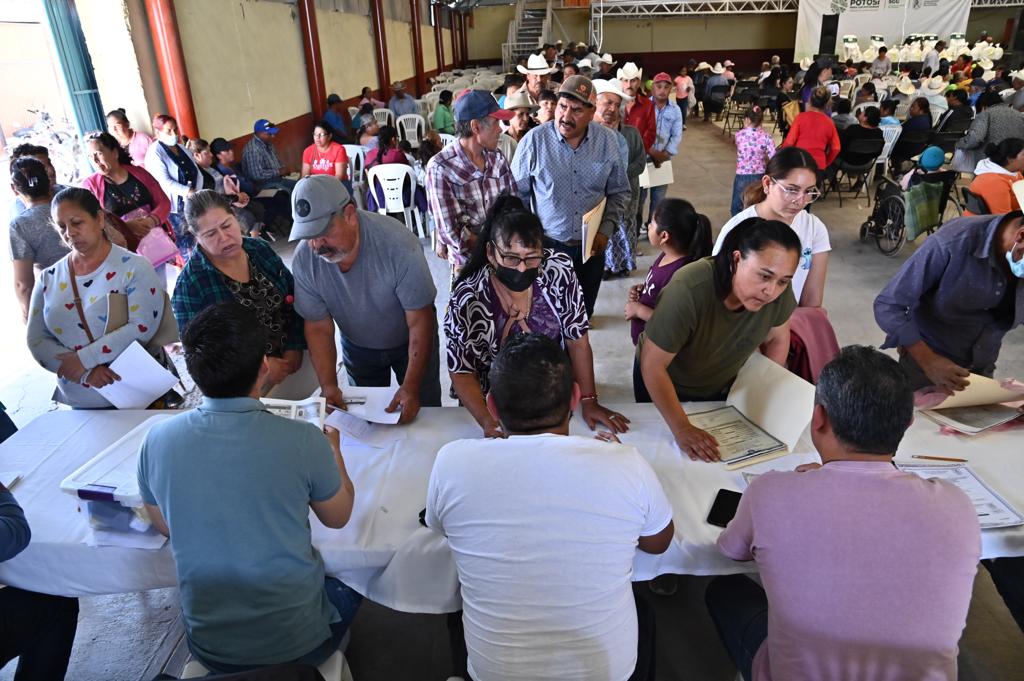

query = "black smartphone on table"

[706,489,742,528]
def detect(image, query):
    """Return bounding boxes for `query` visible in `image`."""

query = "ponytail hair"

[457,194,544,283]
[743,106,764,127]
[742,146,819,209]
[651,198,712,259]
[985,138,1024,167]
[105,108,130,126]
[9,157,51,200]
[712,217,802,300]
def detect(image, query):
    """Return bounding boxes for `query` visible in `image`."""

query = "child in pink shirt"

[732,107,776,216]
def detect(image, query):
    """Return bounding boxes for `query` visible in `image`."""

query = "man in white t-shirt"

[713,205,831,307]
[427,333,675,681]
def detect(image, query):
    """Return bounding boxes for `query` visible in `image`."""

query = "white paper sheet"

[726,352,815,453]
[928,374,1024,410]
[896,463,1024,530]
[923,404,1023,435]
[87,528,167,550]
[341,386,401,425]
[686,406,785,463]
[581,199,606,264]
[93,342,179,409]
[639,161,674,188]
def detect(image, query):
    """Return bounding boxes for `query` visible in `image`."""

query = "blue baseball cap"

[918,146,945,171]
[253,119,279,135]
[453,90,515,124]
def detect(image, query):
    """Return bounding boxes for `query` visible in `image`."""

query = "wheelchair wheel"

[859,220,871,242]
[875,195,907,256]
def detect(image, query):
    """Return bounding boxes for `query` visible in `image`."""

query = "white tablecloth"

[1,405,1022,614]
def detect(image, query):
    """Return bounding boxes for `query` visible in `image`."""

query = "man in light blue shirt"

[641,72,683,227]
[388,81,419,118]
[512,75,630,317]
[138,303,360,674]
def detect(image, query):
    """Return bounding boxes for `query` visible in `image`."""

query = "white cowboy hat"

[921,75,946,95]
[992,44,1005,60]
[695,61,712,71]
[723,59,735,68]
[577,58,593,70]
[896,77,917,96]
[983,70,997,82]
[503,91,535,111]
[593,78,634,103]
[799,57,813,71]
[596,53,616,65]
[1011,69,1024,83]
[517,53,555,75]
[982,45,997,60]
[977,57,994,70]
[617,61,643,81]
[711,62,725,75]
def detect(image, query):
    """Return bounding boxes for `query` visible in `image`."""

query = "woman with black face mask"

[444,194,629,439]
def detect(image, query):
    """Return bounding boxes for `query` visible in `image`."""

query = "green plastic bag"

[904,180,942,242]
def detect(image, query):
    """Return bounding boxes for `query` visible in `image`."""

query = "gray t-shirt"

[292,210,437,349]
[8,204,69,268]
[138,397,342,667]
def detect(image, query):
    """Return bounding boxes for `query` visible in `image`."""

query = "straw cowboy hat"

[695,61,713,71]
[896,77,917,96]
[617,61,643,81]
[503,90,535,111]
[517,53,554,75]
[711,62,726,75]
[799,57,813,71]
[920,75,946,95]
[592,78,634,103]
[596,53,616,66]
[977,57,994,70]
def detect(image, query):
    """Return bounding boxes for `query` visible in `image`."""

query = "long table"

[1,405,1022,614]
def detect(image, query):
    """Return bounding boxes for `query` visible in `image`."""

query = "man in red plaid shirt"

[426,91,516,283]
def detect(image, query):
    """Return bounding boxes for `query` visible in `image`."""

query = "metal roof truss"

[591,0,798,17]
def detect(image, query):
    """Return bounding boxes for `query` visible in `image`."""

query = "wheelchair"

[859,170,961,256]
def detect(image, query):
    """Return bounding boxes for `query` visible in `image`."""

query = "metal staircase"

[502,0,546,71]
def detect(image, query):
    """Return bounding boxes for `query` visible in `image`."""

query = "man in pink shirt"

[708,345,981,681]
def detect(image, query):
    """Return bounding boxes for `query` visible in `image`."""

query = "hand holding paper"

[94,342,178,409]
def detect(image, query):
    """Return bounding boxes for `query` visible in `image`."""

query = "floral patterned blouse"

[734,126,777,175]
[444,250,588,395]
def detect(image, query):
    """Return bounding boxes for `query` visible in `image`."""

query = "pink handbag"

[136,225,178,267]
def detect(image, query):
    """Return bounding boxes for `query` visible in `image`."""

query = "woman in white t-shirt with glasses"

[714,146,831,308]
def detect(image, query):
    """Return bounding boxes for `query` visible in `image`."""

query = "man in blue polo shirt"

[138,303,360,673]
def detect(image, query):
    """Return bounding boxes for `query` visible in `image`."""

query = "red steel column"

[449,11,459,68]
[145,0,199,138]
[298,0,327,121]
[459,12,469,68]
[410,0,426,95]
[369,0,391,100]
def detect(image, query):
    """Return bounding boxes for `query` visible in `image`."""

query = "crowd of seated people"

[5,45,1024,681]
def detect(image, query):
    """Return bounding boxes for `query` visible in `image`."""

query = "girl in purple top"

[626,198,712,345]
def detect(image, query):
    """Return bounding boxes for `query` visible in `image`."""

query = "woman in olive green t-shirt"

[637,217,801,462]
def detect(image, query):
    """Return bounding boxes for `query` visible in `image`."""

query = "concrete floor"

[2,118,1023,680]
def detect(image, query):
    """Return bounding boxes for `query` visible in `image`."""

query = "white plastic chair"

[180,649,353,680]
[853,101,880,117]
[366,163,424,236]
[347,106,359,121]
[438,133,457,148]
[853,73,871,90]
[838,80,855,100]
[865,125,903,199]
[373,108,394,128]
[397,114,427,148]
[342,144,367,209]
[895,101,911,121]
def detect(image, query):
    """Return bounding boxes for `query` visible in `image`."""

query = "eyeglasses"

[492,244,543,269]
[771,178,822,203]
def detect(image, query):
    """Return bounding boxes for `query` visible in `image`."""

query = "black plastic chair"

[888,129,932,176]
[723,90,758,135]
[962,186,990,214]
[830,137,886,206]
[704,85,731,120]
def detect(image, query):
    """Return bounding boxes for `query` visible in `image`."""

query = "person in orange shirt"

[966,138,1024,215]
[782,87,841,178]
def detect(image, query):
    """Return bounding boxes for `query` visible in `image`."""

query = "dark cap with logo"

[289,175,351,241]
[557,75,596,107]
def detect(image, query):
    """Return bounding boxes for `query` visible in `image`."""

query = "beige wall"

[603,14,797,53]
[0,21,71,141]
[319,9,378,98]
[443,27,453,68]
[386,18,415,81]
[468,5,513,61]
[175,0,310,139]
[422,24,437,72]
[77,0,152,134]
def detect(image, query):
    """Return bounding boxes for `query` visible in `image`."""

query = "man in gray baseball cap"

[289,175,441,419]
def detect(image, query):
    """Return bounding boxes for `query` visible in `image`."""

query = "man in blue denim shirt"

[512,75,630,317]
